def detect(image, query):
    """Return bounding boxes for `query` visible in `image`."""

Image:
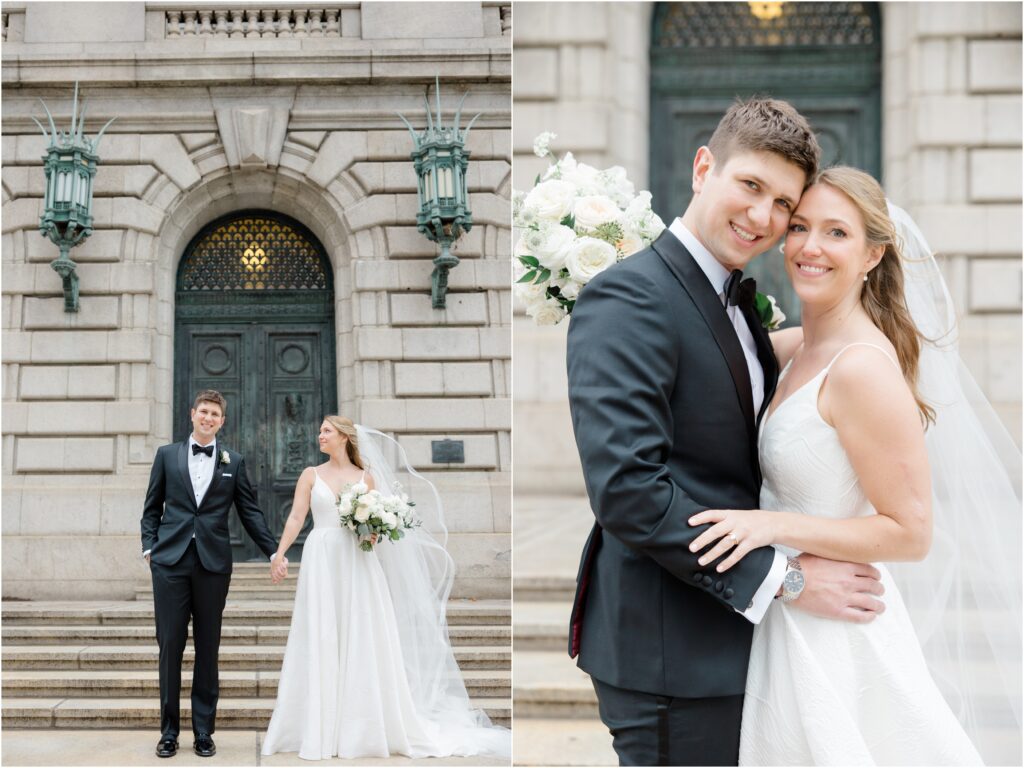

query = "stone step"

[512,600,1022,654]
[513,718,616,766]
[131,583,507,607]
[4,645,510,672]
[2,623,510,648]
[513,576,575,602]
[2,697,511,730]
[512,600,571,651]
[2,599,510,627]
[2,669,511,700]
[513,650,598,718]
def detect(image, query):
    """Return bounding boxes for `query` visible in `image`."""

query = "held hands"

[270,555,289,584]
[687,509,778,572]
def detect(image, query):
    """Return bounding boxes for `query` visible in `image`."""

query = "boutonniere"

[220,450,231,465]
[754,292,786,331]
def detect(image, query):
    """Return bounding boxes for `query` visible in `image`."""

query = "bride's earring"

[863,273,869,282]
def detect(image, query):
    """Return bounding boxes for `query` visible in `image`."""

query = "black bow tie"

[724,269,757,310]
[192,443,214,457]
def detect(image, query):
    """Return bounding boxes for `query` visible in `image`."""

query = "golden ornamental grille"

[179,215,329,291]
[654,2,878,48]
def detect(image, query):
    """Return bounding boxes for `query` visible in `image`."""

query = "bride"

[261,415,511,760]
[688,168,1021,765]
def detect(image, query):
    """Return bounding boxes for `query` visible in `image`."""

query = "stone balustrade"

[164,8,342,38]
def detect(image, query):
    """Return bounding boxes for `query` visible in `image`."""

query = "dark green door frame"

[649,2,882,325]
[173,211,337,562]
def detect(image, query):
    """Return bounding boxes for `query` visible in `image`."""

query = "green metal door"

[174,211,336,562]
[649,2,882,325]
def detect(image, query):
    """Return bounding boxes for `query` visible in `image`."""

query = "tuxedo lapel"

[177,441,198,511]
[652,232,757,431]
[740,305,780,426]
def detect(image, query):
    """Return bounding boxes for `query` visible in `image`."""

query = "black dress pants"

[592,677,745,767]
[150,540,231,739]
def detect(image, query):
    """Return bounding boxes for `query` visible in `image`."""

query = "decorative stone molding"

[500,5,510,35]
[164,8,342,38]
[213,105,290,169]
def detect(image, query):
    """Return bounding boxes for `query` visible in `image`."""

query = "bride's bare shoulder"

[769,326,804,368]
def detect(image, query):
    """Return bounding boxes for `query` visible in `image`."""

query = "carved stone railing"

[500,5,510,35]
[164,8,343,38]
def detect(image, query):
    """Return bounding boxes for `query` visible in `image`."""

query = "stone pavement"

[0,730,506,766]
[512,494,614,767]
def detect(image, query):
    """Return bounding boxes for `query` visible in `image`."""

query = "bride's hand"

[687,509,777,572]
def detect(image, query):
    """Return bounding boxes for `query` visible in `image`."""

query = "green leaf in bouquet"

[534,173,541,185]
[357,523,370,536]
[519,255,540,268]
[517,270,538,284]
[538,268,551,283]
[560,214,575,229]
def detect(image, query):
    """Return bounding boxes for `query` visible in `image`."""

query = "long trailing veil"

[354,425,511,758]
[885,202,1022,765]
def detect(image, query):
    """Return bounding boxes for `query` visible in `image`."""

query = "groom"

[141,389,284,758]
[566,99,886,766]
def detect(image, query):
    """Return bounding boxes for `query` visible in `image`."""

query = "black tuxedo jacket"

[140,441,278,574]
[566,230,781,699]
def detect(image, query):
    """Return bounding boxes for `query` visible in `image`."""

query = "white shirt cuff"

[142,549,151,559]
[737,549,787,624]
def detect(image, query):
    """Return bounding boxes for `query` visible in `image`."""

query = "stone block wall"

[883,1,1022,445]
[512,1,1022,498]
[1,1,511,600]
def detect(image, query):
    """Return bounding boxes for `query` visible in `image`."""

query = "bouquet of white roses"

[337,481,419,552]
[513,131,667,325]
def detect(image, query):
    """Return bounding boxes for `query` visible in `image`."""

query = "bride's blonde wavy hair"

[324,415,365,469]
[812,167,935,426]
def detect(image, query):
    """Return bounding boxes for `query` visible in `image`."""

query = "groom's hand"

[791,554,885,623]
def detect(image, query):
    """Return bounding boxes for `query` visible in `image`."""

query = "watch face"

[784,570,805,593]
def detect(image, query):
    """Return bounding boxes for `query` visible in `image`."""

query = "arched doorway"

[649,1,882,324]
[174,210,337,562]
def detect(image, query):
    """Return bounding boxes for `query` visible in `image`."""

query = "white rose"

[562,162,602,196]
[542,150,576,182]
[530,223,576,271]
[525,297,567,326]
[564,236,618,284]
[554,277,582,301]
[766,295,786,330]
[382,511,399,530]
[354,506,370,524]
[522,179,576,222]
[615,229,645,258]
[514,279,548,306]
[573,195,622,232]
[351,481,368,495]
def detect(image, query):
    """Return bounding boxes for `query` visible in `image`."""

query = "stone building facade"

[513,1,1022,495]
[1,1,512,599]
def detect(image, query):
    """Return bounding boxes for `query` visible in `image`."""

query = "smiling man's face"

[190,401,225,445]
[683,147,807,272]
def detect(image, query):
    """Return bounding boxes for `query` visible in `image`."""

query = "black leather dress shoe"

[155,737,178,758]
[193,734,216,757]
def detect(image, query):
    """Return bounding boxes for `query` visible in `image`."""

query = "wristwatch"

[779,556,805,603]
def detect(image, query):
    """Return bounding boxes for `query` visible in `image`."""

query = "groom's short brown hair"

[193,389,227,416]
[708,97,821,181]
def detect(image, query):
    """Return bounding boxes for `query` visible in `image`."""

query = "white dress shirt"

[188,435,217,507]
[668,218,787,624]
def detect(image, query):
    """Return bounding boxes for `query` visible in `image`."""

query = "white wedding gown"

[261,469,510,760]
[740,344,983,766]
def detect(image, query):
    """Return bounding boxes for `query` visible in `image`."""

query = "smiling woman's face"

[783,182,882,308]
